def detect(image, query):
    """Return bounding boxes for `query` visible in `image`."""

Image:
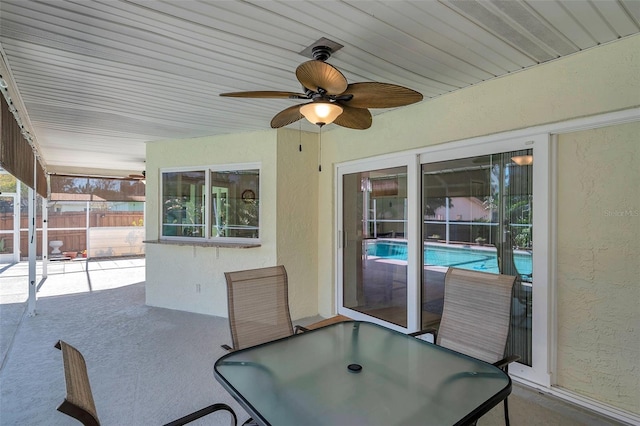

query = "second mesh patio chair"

[222,265,307,351]
[411,267,519,426]
[55,340,237,426]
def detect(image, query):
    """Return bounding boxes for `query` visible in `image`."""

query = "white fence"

[88,227,145,258]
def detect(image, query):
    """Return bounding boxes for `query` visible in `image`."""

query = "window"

[161,165,260,242]
[210,169,260,239]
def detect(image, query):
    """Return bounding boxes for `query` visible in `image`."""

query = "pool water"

[367,240,532,276]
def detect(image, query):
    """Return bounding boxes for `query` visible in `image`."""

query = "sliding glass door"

[337,135,549,385]
[341,166,409,327]
[421,149,533,365]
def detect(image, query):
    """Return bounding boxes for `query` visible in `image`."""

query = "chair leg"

[504,397,510,426]
[163,403,237,426]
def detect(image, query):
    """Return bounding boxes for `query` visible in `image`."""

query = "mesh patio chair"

[55,340,237,426]
[410,267,520,426]
[222,265,308,351]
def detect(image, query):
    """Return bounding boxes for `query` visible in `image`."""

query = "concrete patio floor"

[0,257,243,425]
[0,257,628,425]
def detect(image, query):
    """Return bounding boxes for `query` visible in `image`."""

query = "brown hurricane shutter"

[1,95,47,198]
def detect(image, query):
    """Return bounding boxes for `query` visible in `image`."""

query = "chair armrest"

[163,403,237,426]
[221,344,233,351]
[294,325,309,333]
[493,354,521,371]
[409,327,438,341]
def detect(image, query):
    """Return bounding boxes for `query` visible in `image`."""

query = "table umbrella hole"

[347,363,362,373]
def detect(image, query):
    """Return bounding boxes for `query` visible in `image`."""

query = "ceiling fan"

[220,44,423,130]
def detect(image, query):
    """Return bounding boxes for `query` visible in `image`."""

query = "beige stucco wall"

[317,34,640,317]
[145,131,277,317]
[145,129,319,318]
[275,129,319,319]
[556,122,639,414]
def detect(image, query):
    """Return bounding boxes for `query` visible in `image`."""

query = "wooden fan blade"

[220,91,308,99]
[340,82,423,108]
[270,104,305,128]
[296,61,348,95]
[333,105,372,130]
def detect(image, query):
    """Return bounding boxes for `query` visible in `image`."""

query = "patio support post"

[404,198,408,237]
[12,181,21,263]
[27,182,36,316]
[42,195,48,278]
[371,198,376,238]
[86,201,90,259]
[445,196,450,244]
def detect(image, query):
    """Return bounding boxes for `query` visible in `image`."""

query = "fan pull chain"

[318,125,323,172]
[299,120,302,152]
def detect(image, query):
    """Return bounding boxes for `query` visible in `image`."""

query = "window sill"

[144,239,261,249]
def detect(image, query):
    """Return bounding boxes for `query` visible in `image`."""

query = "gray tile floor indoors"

[0,258,630,425]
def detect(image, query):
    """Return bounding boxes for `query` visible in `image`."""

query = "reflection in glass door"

[211,186,229,237]
[422,149,533,365]
[342,166,408,327]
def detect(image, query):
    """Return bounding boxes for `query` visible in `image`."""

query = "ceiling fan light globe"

[511,155,533,166]
[300,102,343,126]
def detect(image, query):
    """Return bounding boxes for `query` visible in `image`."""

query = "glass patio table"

[214,321,511,426]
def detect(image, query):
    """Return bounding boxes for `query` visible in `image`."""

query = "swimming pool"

[366,239,532,276]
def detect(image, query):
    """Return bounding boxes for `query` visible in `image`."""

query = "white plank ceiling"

[1,0,638,177]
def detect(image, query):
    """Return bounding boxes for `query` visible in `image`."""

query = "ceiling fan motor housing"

[312,46,332,61]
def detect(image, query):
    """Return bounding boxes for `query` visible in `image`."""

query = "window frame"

[159,163,261,244]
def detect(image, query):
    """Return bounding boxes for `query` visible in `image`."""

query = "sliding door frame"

[336,154,421,333]
[336,135,551,385]
[419,134,551,386]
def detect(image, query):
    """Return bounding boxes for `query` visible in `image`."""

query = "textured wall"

[557,122,640,414]
[145,130,280,317]
[275,129,319,319]
[145,128,320,319]
[317,35,640,317]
